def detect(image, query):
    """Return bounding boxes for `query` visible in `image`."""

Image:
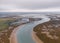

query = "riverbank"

[10,26,19,43]
[10,23,27,43]
[32,31,43,43]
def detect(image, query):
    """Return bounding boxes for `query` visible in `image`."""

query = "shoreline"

[32,31,43,43]
[9,24,24,43]
[10,26,19,43]
[10,23,27,43]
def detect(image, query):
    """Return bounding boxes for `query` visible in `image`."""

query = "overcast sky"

[0,0,60,12]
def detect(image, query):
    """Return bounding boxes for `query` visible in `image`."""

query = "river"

[16,16,50,43]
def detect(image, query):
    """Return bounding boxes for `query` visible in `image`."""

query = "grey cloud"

[0,0,60,10]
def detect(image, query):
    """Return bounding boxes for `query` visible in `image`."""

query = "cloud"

[0,0,60,12]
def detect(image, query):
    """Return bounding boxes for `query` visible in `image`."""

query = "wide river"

[16,16,50,43]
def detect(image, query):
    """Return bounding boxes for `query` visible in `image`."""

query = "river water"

[16,16,50,43]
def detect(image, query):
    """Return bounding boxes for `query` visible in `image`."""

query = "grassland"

[0,18,15,31]
[0,18,17,43]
